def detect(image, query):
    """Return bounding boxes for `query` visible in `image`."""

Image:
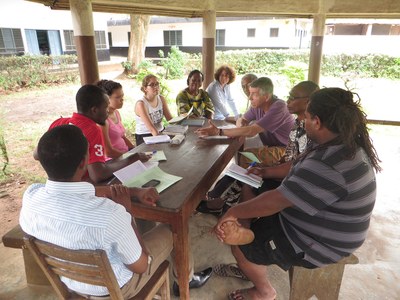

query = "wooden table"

[128,126,243,299]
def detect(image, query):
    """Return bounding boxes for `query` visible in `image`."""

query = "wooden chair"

[288,253,359,300]
[23,234,170,300]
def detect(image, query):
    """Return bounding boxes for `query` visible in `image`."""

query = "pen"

[152,150,157,154]
[247,162,257,169]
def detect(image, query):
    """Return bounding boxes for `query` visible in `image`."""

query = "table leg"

[172,216,190,299]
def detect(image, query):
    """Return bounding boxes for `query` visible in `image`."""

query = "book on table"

[225,163,263,188]
[163,124,189,135]
[143,135,171,144]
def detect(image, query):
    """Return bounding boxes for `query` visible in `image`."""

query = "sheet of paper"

[225,163,263,188]
[199,135,230,140]
[113,160,148,183]
[145,150,167,162]
[168,106,194,124]
[123,166,182,193]
[120,149,136,160]
[239,151,261,163]
[143,135,171,144]
[218,124,236,129]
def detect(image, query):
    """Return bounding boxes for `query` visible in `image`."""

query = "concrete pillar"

[70,0,99,85]
[308,13,326,85]
[202,10,216,88]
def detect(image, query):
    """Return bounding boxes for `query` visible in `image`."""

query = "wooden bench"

[288,254,359,300]
[2,224,50,285]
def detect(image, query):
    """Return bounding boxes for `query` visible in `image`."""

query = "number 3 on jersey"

[94,144,104,157]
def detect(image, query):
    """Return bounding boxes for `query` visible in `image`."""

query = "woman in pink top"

[97,80,134,159]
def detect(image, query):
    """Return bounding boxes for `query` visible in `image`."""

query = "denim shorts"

[239,214,315,271]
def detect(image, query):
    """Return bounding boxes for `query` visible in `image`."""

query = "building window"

[95,31,107,49]
[270,28,279,37]
[0,28,24,54]
[163,30,182,46]
[108,32,112,47]
[216,29,225,46]
[63,30,75,51]
[247,28,256,37]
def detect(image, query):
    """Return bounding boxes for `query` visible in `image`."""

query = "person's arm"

[248,161,293,179]
[236,116,249,127]
[176,90,191,116]
[100,121,125,159]
[214,189,293,241]
[207,82,230,118]
[107,185,149,274]
[195,120,263,138]
[122,135,135,150]
[87,153,150,184]
[95,184,158,207]
[135,101,159,136]
[225,85,239,118]
[203,90,215,119]
[160,95,173,121]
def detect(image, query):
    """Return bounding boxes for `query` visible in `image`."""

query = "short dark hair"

[214,65,236,84]
[186,69,204,85]
[76,84,107,114]
[250,77,274,96]
[96,79,122,96]
[38,125,88,180]
[295,81,319,96]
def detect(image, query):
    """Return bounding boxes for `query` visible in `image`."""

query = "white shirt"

[206,80,239,120]
[135,95,165,134]
[19,180,142,296]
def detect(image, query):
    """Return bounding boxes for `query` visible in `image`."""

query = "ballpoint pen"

[247,161,257,169]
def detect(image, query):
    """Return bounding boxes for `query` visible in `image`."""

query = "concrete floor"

[0,130,399,300]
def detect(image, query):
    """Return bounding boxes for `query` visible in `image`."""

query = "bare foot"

[221,221,255,245]
[228,287,276,300]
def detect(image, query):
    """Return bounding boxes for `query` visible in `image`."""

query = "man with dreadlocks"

[214,87,381,300]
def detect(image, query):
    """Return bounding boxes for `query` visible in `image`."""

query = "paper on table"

[145,151,167,162]
[113,160,148,183]
[124,166,182,193]
[239,151,261,163]
[199,135,230,140]
[143,135,171,144]
[225,163,263,188]
[168,106,194,124]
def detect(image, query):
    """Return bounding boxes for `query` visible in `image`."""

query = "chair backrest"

[24,234,124,300]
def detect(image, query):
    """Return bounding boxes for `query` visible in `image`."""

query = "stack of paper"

[143,135,171,144]
[180,119,205,126]
[163,125,188,135]
[225,163,263,188]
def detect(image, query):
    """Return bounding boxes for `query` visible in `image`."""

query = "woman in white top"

[206,65,239,121]
[134,74,173,145]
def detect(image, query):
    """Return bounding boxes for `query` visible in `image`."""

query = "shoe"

[172,267,212,297]
[196,200,223,217]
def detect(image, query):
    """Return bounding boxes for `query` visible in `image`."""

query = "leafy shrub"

[158,46,186,79]
[0,54,78,91]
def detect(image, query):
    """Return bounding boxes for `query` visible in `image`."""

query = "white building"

[107,16,312,57]
[0,0,111,60]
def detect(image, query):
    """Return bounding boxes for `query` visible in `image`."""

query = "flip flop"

[213,263,249,281]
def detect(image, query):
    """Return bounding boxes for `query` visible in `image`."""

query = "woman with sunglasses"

[134,74,173,145]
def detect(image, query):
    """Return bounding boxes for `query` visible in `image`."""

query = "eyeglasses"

[147,82,159,88]
[287,95,308,100]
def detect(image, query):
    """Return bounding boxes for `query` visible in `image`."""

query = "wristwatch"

[218,128,223,136]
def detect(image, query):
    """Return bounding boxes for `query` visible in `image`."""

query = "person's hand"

[129,152,151,163]
[213,208,239,242]
[195,120,219,137]
[247,166,265,177]
[134,187,159,206]
[236,117,247,128]
[110,184,132,211]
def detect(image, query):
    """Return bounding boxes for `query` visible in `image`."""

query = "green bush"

[183,50,400,80]
[0,54,78,91]
[158,46,186,79]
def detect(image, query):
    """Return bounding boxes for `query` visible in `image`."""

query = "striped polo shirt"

[19,180,142,296]
[277,144,376,267]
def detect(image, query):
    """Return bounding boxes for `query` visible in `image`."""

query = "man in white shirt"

[20,125,211,298]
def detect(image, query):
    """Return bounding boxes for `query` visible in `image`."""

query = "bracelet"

[219,129,222,136]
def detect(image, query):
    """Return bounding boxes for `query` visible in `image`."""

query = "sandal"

[213,263,249,281]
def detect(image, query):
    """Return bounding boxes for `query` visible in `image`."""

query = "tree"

[126,14,150,74]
